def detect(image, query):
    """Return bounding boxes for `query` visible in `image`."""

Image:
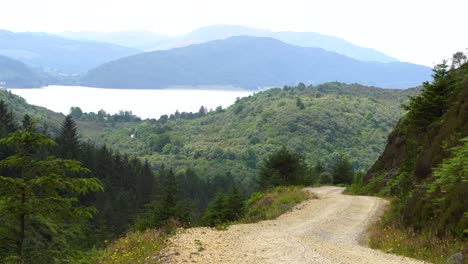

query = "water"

[10,86,253,119]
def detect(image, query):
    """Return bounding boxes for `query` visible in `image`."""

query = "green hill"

[76,82,417,190]
[0,55,46,88]
[82,36,431,89]
[0,88,64,132]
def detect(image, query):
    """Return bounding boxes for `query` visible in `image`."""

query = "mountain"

[59,30,170,50]
[167,25,397,63]
[0,30,141,73]
[82,36,431,89]
[0,55,45,88]
[62,25,396,63]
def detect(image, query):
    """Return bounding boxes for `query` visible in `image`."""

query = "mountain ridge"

[82,36,431,89]
[59,24,397,63]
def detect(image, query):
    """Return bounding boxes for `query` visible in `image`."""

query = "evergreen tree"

[331,154,354,184]
[0,122,103,263]
[0,100,17,138]
[56,115,81,160]
[402,60,454,127]
[257,147,307,189]
[21,114,32,130]
[225,186,245,221]
[202,193,228,226]
[0,101,18,161]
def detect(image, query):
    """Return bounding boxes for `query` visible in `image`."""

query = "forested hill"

[358,59,468,250]
[0,55,46,88]
[76,82,418,189]
[82,36,431,89]
[0,89,63,130]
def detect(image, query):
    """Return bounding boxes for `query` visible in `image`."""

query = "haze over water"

[10,86,253,119]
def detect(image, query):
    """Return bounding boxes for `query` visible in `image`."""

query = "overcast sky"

[1,0,466,66]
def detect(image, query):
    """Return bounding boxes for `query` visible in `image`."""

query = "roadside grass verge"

[240,186,317,223]
[81,229,166,264]
[368,216,466,264]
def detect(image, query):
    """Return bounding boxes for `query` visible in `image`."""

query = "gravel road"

[162,186,427,264]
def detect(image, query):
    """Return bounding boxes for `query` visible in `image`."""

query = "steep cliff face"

[363,62,468,237]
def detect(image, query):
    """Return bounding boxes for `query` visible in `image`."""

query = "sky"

[0,0,466,66]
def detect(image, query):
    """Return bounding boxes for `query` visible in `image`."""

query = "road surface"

[162,186,426,264]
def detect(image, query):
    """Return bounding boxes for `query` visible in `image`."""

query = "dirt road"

[162,186,426,263]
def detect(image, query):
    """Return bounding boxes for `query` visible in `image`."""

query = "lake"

[10,86,254,119]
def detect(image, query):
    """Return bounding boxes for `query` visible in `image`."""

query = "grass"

[81,229,166,264]
[368,220,467,264]
[241,186,317,223]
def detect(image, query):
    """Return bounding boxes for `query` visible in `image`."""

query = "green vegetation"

[0,104,161,262]
[77,82,417,195]
[257,147,308,189]
[0,81,422,262]
[0,122,103,263]
[352,54,468,262]
[82,229,166,264]
[242,186,314,223]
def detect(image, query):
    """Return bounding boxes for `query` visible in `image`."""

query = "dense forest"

[75,82,417,194]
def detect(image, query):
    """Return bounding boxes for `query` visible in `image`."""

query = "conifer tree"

[0,122,103,263]
[0,100,17,138]
[331,154,354,184]
[57,115,81,160]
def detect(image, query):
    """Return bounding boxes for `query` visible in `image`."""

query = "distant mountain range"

[82,36,431,89]
[59,30,170,51]
[0,30,140,74]
[60,25,397,63]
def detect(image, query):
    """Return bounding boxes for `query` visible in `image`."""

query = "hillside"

[0,89,64,133]
[0,55,45,88]
[76,82,417,190]
[0,30,140,73]
[82,36,431,89]
[355,59,468,261]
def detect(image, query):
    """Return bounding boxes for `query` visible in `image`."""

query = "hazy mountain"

[0,55,45,87]
[59,30,170,50]
[168,25,397,63]
[82,36,431,89]
[0,30,141,74]
[62,25,397,63]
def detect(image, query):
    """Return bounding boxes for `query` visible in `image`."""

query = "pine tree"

[225,186,244,221]
[0,100,17,138]
[331,154,354,184]
[0,122,103,263]
[257,147,307,189]
[56,115,81,160]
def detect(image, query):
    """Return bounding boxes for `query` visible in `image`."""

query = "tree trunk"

[17,188,25,264]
